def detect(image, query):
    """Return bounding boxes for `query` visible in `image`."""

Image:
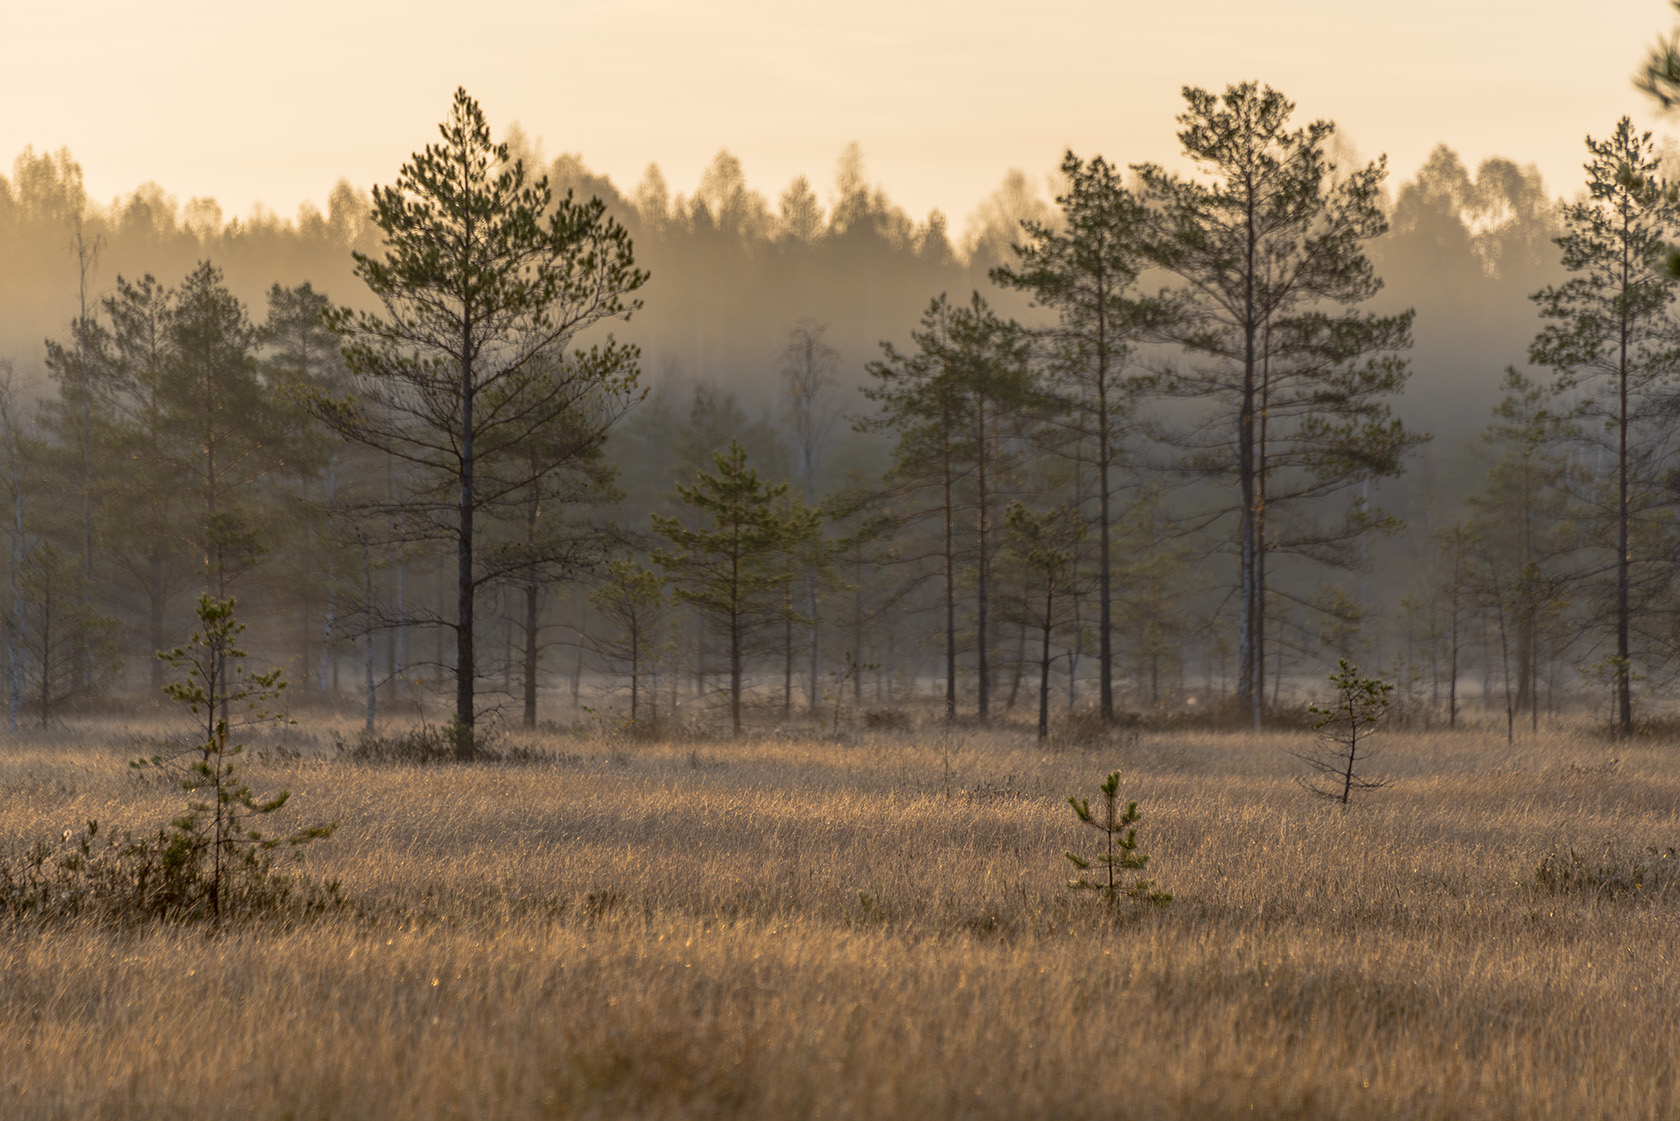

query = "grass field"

[0,709,1675,1119]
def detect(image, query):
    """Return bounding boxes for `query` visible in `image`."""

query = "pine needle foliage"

[1065,770,1170,907]
[1294,659,1393,805]
[314,87,646,757]
[135,595,335,923]
[654,439,806,736]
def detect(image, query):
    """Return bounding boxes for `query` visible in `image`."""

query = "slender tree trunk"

[942,424,957,722]
[1005,602,1027,712]
[570,595,584,709]
[363,536,376,733]
[454,214,478,759]
[695,612,706,697]
[73,224,96,696]
[1253,334,1270,725]
[783,589,793,717]
[1448,582,1460,729]
[299,596,314,691]
[729,606,743,737]
[394,562,405,694]
[1617,295,1632,738]
[523,581,540,727]
[976,396,990,723]
[320,471,336,694]
[805,567,818,708]
[148,551,166,693]
[884,608,896,703]
[1339,693,1356,806]
[1237,184,1261,730]
[38,585,51,729]
[1491,566,1515,745]
[522,468,542,729]
[1038,583,1054,742]
[2,391,23,732]
[1096,338,1115,723]
[853,548,864,704]
[629,621,640,723]
[501,614,513,696]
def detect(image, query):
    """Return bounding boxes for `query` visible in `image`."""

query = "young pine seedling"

[1066,770,1170,907]
[136,595,336,923]
[1294,659,1393,805]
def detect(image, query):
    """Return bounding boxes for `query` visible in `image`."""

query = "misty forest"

[6,56,1680,1120]
[0,82,1669,743]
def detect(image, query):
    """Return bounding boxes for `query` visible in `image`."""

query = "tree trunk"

[1038,584,1054,742]
[455,239,477,760]
[570,595,585,709]
[363,537,376,734]
[942,426,957,722]
[1617,305,1632,738]
[1095,333,1114,723]
[975,395,990,723]
[523,581,540,727]
[4,395,24,732]
[629,621,640,723]
[806,565,818,709]
[729,604,743,737]
[37,577,51,728]
[148,551,167,693]
[74,225,95,697]
[1237,189,1262,730]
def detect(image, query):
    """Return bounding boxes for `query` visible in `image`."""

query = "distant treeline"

[0,83,1672,739]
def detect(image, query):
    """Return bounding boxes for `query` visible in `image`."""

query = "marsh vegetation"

[0,709,1673,1119]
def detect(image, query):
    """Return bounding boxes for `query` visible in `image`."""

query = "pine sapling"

[1294,659,1393,805]
[1065,770,1170,907]
[136,595,335,922]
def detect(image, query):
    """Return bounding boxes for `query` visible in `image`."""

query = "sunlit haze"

[6,0,1672,230]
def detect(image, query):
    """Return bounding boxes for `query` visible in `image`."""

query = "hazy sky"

[4,0,1672,232]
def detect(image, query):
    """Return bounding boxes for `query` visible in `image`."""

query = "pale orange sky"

[4,0,1672,233]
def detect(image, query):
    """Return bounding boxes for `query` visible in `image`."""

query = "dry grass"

[0,712,1676,1119]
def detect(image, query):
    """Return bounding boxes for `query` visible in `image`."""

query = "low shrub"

[862,708,913,731]
[1534,844,1680,901]
[1047,709,1140,751]
[336,722,544,764]
[0,817,342,926]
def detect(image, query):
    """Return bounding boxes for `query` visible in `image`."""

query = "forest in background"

[0,81,1671,741]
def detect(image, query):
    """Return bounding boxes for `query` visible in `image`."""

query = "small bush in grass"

[1048,709,1140,751]
[1065,770,1170,908]
[0,818,342,925]
[862,708,913,730]
[1534,844,1680,900]
[2,598,341,927]
[337,721,554,764]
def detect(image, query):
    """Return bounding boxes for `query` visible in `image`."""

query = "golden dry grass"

[0,712,1676,1119]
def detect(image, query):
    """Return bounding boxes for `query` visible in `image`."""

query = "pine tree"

[589,558,671,725]
[992,152,1158,723]
[1529,118,1680,738]
[862,292,1039,722]
[314,88,646,758]
[1135,82,1421,728]
[1464,370,1580,734]
[1002,501,1085,741]
[653,439,793,736]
